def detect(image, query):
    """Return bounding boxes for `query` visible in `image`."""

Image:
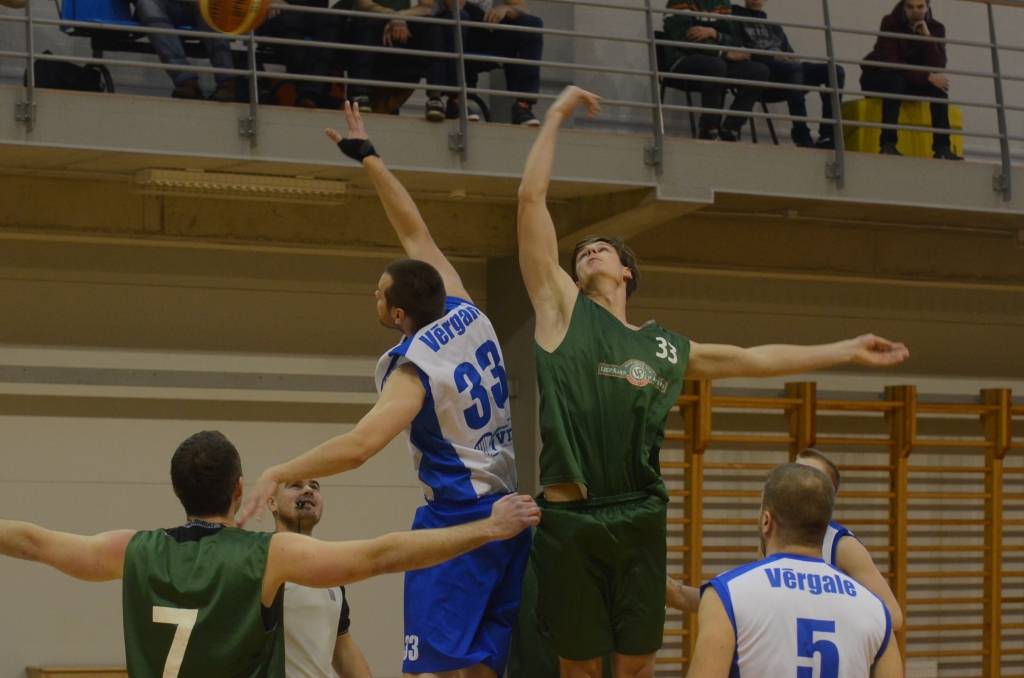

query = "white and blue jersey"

[376,296,517,503]
[823,521,855,568]
[704,553,891,678]
[376,296,529,675]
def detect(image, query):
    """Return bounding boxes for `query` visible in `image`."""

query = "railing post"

[16,0,37,131]
[238,30,259,144]
[885,385,915,660]
[785,382,816,461]
[820,0,845,189]
[986,3,1011,201]
[682,379,710,666]
[449,3,469,160]
[642,0,664,173]
[981,388,1011,677]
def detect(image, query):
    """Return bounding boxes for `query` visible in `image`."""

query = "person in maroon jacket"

[860,0,962,160]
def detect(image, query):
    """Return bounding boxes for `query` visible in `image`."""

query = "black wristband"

[337,138,379,162]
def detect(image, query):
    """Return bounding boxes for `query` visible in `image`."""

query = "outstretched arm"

[837,536,904,632]
[666,575,701,612]
[262,493,541,604]
[686,334,909,381]
[238,364,425,525]
[327,102,471,301]
[0,520,134,582]
[516,86,601,352]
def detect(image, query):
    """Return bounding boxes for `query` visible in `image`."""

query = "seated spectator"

[133,0,239,101]
[345,0,449,119]
[261,0,344,107]
[459,0,544,126]
[663,0,769,141]
[861,0,962,160]
[731,0,843,148]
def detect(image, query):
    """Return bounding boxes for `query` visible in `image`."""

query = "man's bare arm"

[0,521,135,582]
[262,494,541,604]
[516,86,600,351]
[686,334,909,381]
[332,633,372,678]
[685,587,737,678]
[837,536,904,632]
[238,364,424,524]
[326,103,471,300]
[871,633,904,678]
[666,576,700,613]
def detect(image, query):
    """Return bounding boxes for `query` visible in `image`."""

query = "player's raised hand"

[488,494,541,539]
[546,85,601,122]
[237,469,281,527]
[847,334,910,368]
[325,100,369,147]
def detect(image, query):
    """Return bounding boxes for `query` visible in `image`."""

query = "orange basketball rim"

[200,0,272,35]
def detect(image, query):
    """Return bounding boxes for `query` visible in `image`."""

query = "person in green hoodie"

[662,0,769,141]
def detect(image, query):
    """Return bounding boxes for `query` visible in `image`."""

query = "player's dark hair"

[797,448,841,491]
[570,236,640,298]
[384,259,447,331]
[763,463,835,549]
[171,431,243,518]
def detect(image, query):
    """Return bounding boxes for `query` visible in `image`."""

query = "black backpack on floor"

[24,50,114,92]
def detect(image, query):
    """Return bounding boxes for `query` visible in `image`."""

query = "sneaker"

[171,79,203,100]
[511,102,540,126]
[791,129,815,148]
[697,127,719,141]
[814,135,835,150]
[425,97,445,122]
[444,97,480,122]
[933,147,964,161]
[879,142,902,156]
[349,94,372,112]
[718,127,740,142]
[209,78,239,103]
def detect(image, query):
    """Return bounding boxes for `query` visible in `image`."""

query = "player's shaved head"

[761,463,835,550]
[171,430,242,518]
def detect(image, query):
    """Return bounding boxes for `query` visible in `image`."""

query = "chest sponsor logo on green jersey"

[597,359,669,392]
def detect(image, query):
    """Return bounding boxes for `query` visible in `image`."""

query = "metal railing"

[3,0,1022,200]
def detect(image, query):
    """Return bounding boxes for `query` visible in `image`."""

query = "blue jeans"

[762,59,844,139]
[133,0,234,86]
[463,6,543,103]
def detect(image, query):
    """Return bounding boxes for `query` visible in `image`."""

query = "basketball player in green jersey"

[0,430,540,677]
[515,85,910,678]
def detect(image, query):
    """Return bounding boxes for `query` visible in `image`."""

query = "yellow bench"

[26,668,128,678]
[841,97,964,157]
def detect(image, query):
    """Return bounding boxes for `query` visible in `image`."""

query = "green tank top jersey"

[535,294,689,499]
[122,524,285,678]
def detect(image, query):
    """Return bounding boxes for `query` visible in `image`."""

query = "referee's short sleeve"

[338,587,351,636]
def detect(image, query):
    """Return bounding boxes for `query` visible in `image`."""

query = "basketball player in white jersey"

[241,102,529,678]
[686,463,902,678]
[271,479,372,678]
[668,450,904,633]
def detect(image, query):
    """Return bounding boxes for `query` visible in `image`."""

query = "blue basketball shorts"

[402,493,532,675]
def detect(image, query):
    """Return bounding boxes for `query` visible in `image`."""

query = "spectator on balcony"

[261,0,345,108]
[133,0,239,101]
[344,0,448,118]
[860,0,962,160]
[663,0,769,141]
[451,0,544,126]
[731,0,844,149]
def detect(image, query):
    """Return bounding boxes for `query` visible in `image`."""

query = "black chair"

[654,30,761,142]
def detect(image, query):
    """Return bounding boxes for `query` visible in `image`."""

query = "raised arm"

[238,363,425,525]
[327,102,471,301]
[837,536,904,632]
[0,520,135,582]
[686,334,909,381]
[262,493,541,604]
[685,587,736,678]
[516,86,600,350]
